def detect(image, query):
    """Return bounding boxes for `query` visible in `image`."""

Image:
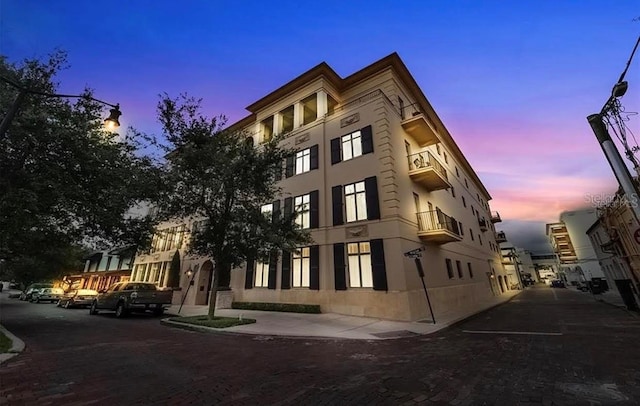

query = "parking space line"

[462,330,563,336]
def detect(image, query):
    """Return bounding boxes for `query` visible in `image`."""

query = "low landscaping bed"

[168,315,256,329]
[0,330,12,353]
[232,302,321,314]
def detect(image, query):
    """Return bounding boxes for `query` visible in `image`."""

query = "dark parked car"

[57,289,99,308]
[31,287,64,303]
[19,283,53,301]
[89,282,173,318]
[550,280,566,288]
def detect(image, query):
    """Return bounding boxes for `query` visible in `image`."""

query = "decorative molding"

[340,112,360,128]
[345,225,369,238]
[295,133,310,145]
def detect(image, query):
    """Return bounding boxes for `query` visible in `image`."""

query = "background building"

[547,209,605,285]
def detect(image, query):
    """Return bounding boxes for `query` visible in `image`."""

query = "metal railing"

[416,210,460,235]
[407,151,448,180]
[490,211,501,222]
[495,231,507,241]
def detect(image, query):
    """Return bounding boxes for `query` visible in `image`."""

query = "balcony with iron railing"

[416,210,462,244]
[407,151,450,191]
[490,211,502,223]
[495,231,507,243]
[401,103,440,147]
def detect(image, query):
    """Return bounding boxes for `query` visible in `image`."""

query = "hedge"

[231,302,321,314]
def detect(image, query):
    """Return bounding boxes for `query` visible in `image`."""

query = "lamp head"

[104,105,121,130]
[612,81,628,98]
[186,267,193,277]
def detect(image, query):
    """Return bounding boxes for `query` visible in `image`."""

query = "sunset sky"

[2,1,639,252]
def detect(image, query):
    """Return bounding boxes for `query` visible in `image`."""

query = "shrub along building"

[132,53,509,321]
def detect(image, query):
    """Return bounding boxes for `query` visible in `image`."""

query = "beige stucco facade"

[133,53,510,321]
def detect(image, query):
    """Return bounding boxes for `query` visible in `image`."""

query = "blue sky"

[1,1,639,252]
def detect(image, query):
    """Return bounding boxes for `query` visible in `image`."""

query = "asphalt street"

[1,285,639,405]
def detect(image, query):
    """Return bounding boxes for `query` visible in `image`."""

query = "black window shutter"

[310,190,319,229]
[285,155,294,178]
[361,125,374,154]
[284,197,293,219]
[364,176,380,220]
[310,144,319,170]
[275,160,283,181]
[272,200,280,221]
[268,251,278,290]
[281,250,291,290]
[331,185,344,226]
[244,258,254,289]
[330,137,341,165]
[310,245,319,290]
[370,239,388,291]
[333,243,347,290]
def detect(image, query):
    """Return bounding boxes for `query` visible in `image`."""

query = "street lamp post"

[0,75,121,138]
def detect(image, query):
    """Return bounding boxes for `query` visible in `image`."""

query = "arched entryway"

[195,260,214,305]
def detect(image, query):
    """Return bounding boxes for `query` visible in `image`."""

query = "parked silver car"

[31,287,64,303]
[57,289,99,308]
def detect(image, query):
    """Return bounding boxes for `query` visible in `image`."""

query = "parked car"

[31,287,65,303]
[57,289,99,308]
[89,282,173,318]
[577,282,590,292]
[550,280,566,288]
[19,283,54,301]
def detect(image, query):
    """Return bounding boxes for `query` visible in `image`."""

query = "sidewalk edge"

[0,323,25,364]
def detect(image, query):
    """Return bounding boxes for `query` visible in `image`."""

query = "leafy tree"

[0,51,162,283]
[157,94,311,319]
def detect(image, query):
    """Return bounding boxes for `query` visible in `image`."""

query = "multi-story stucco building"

[133,53,508,321]
[547,209,605,285]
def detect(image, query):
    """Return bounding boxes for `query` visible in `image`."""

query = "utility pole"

[588,36,640,224]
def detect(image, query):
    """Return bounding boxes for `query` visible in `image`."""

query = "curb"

[0,323,25,364]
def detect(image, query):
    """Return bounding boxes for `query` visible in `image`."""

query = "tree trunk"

[207,262,221,320]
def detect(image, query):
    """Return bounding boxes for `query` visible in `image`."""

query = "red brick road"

[1,287,639,405]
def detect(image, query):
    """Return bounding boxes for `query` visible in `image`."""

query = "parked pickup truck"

[89,282,172,318]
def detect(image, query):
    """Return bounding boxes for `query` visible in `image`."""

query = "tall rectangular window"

[261,203,273,220]
[341,130,362,161]
[255,261,269,287]
[302,94,317,125]
[261,116,274,142]
[456,260,463,278]
[295,148,311,174]
[292,247,310,287]
[345,181,367,222]
[446,258,454,279]
[280,106,294,133]
[468,262,474,278]
[294,194,310,229]
[347,242,372,288]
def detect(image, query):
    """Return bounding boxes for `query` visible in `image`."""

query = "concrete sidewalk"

[165,289,522,340]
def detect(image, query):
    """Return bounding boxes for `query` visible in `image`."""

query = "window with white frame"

[341,130,362,161]
[295,148,311,175]
[254,261,269,287]
[292,247,310,287]
[261,203,273,220]
[347,242,373,288]
[345,181,367,222]
[294,194,310,229]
